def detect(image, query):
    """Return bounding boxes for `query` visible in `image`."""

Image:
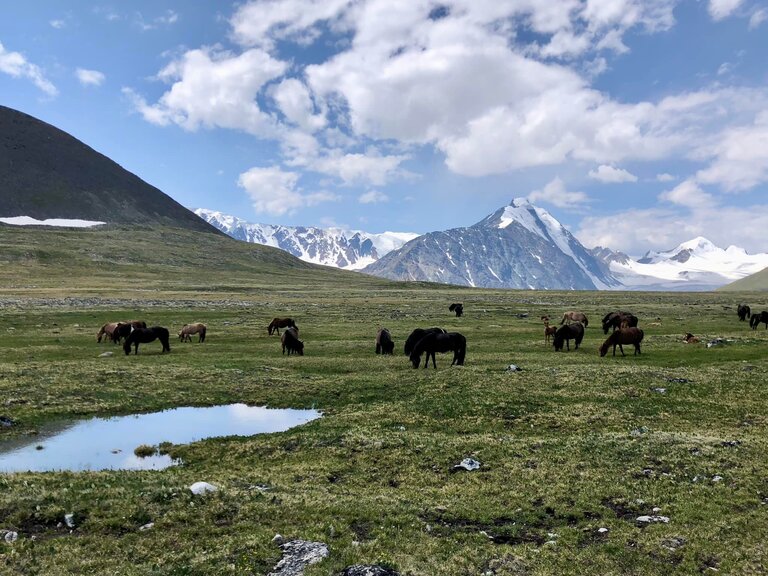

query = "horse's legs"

[619,344,625,356]
[431,352,437,369]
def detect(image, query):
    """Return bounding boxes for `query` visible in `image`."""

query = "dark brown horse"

[449,303,464,317]
[113,320,148,343]
[737,304,751,321]
[123,326,171,355]
[553,322,584,351]
[560,311,588,327]
[96,322,121,343]
[599,327,644,357]
[404,327,446,356]
[281,327,304,355]
[750,311,768,330]
[602,311,638,334]
[268,317,297,336]
[179,323,207,343]
[375,328,395,355]
[409,331,466,369]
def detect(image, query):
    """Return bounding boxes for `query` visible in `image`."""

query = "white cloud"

[658,179,716,208]
[136,10,179,31]
[749,7,768,28]
[527,177,588,208]
[0,41,57,96]
[237,166,338,215]
[307,150,408,186]
[50,19,66,29]
[588,164,638,183]
[271,78,326,132]
[76,68,105,87]
[359,190,388,204]
[708,0,745,20]
[656,173,676,182]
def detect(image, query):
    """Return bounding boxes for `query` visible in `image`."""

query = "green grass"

[1,226,767,575]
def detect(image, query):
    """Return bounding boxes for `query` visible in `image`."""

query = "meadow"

[1,225,767,575]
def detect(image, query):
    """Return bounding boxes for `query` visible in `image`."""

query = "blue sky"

[2,0,767,256]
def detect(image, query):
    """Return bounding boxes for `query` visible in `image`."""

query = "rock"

[452,458,481,472]
[0,416,13,427]
[652,388,666,394]
[189,481,218,495]
[505,364,522,372]
[64,513,76,528]
[3,531,18,543]
[341,565,401,576]
[712,475,723,482]
[630,427,648,437]
[636,515,670,524]
[721,440,741,448]
[662,536,686,550]
[272,533,284,544]
[139,522,154,531]
[597,527,609,534]
[268,540,329,576]
[99,351,113,358]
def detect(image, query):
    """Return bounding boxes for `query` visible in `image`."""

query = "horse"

[113,320,148,343]
[737,304,751,321]
[96,322,121,343]
[544,324,557,345]
[123,326,171,355]
[449,303,464,317]
[683,333,700,344]
[409,331,466,369]
[750,311,768,330]
[268,317,297,336]
[375,328,395,355]
[179,323,207,343]
[602,311,638,334]
[599,327,644,357]
[404,327,446,356]
[560,311,588,327]
[553,322,584,352]
[281,327,304,355]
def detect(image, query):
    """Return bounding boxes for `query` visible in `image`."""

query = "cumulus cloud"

[656,173,676,182]
[358,190,388,204]
[658,179,716,208]
[749,7,768,28]
[588,164,638,183]
[237,166,338,215]
[271,78,326,132]
[76,68,105,86]
[50,19,66,29]
[527,177,589,208]
[708,0,745,20]
[0,41,57,96]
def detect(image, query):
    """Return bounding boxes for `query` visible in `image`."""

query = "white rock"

[4,531,18,543]
[139,522,154,531]
[64,513,75,528]
[712,475,723,482]
[636,515,670,524]
[189,481,218,495]
[99,352,113,358]
[598,527,609,534]
[453,458,481,471]
[272,533,283,544]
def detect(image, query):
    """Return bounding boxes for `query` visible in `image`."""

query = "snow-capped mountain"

[195,209,418,270]
[595,236,768,291]
[363,198,620,290]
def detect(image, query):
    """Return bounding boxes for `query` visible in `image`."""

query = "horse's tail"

[582,316,589,328]
[560,313,567,325]
[456,340,466,366]
[97,325,106,342]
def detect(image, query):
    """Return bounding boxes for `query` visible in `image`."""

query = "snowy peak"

[639,236,725,265]
[195,208,418,270]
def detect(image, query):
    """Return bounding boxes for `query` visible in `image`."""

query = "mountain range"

[200,200,768,291]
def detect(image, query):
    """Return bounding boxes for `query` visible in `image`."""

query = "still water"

[0,403,321,473]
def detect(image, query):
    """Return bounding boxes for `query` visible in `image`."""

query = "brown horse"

[560,311,588,327]
[96,322,121,343]
[683,333,700,344]
[179,323,207,343]
[268,317,297,336]
[281,327,304,355]
[544,324,557,345]
[599,328,644,357]
[375,328,395,355]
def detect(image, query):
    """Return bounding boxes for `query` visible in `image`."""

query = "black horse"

[375,328,395,355]
[404,327,446,356]
[553,322,584,351]
[449,303,464,317]
[737,304,751,321]
[114,320,148,343]
[281,327,304,355]
[601,311,638,334]
[123,326,171,355]
[750,311,768,330]
[409,331,466,369]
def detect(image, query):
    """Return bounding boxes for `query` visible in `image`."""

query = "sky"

[1,0,767,257]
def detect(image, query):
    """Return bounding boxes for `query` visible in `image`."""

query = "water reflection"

[0,404,321,473]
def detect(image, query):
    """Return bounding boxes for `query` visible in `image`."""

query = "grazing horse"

[123,326,171,355]
[544,324,557,345]
[602,311,638,334]
[750,311,768,330]
[560,311,588,327]
[268,317,297,336]
[375,328,395,355]
[737,304,752,321]
[96,322,121,343]
[553,323,584,351]
[404,327,446,356]
[281,327,304,355]
[599,327,644,357]
[449,303,464,317]
[179,323,207,343]
[683,333,700,344]
[113,320,148,344]
[409,331,466,369]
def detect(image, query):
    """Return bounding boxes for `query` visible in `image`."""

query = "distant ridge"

[0,105,219,233]
[717,266,768,292]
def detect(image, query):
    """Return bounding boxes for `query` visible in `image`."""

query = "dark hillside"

[0,105,218,233]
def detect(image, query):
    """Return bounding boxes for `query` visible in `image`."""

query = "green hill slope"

[0,105,217,233]
[718,266,768,292]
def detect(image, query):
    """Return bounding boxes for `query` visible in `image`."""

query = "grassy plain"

[1,225,767,575]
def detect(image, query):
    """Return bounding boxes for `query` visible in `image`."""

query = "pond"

[0,403,321,473]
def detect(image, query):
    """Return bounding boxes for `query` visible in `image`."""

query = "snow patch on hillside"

[0,216,105,227]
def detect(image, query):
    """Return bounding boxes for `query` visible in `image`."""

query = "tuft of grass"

[133,444,157,458]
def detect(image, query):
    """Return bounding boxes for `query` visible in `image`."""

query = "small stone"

[506,364,522,372]
[712,475,723,483]
[0,416,13,427]
[99,351,113,358]
[189,481,218,495]
[64,513,75,528]
[268,540,328,576]
[636,515,670,524]
[452,458,481,471]
[653,388,666,394]
[272,533,284,544]
[4,531,18,544]
[652,507,662,513]
[139,522,154,531]
[341,566,401,576]
[597,527,609,534]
